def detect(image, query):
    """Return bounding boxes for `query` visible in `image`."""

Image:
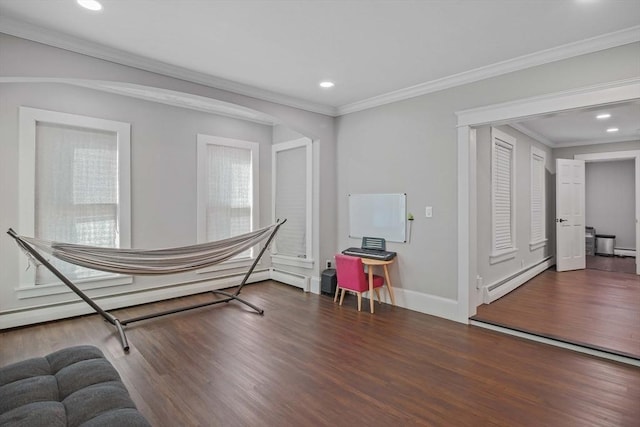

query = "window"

[197,134,259,269]
[271,138,313,267]
[18,107,131,291]
[530,146,547,250]
[490,127,517,264]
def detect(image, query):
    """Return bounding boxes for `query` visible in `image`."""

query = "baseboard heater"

[270,268,310,291]
[614,248,636,257]
[484,256,553,304]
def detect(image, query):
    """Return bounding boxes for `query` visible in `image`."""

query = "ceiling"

[0,0,639,145]
[513,100,640,147]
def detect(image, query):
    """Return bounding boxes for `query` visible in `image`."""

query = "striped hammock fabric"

[16,224,278,275]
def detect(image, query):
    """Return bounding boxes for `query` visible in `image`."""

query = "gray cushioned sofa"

[0,345,150,426]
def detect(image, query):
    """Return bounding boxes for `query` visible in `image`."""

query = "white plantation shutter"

[272,138,312,261]
[491,128,516,261]
[530,147,546,247]
[494,141,513,249]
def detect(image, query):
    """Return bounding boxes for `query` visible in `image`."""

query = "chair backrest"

[334,254,368,292]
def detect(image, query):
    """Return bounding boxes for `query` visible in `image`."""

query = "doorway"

[457,79,640,361]
[472,149,640,361]
[456,78,640,319]
[576,151,640,275]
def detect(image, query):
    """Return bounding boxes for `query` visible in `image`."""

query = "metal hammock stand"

[7,220,285,352]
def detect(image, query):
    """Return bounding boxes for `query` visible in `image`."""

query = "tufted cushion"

[0,345,150,427]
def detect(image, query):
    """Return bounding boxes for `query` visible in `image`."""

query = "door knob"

[556,218,567,223]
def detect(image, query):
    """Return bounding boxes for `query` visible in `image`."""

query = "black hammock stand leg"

[7,228,130,351]
[6,220,285,353]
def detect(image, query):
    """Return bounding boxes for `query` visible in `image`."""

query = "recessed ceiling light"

[596,113,611,120]
[606,127,619,133]
[77,0,103,11]
[319,81,335,89]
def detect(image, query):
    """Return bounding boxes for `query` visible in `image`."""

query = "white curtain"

[35,122,118,283]
[206,144,253,257]
[274,146,307,257]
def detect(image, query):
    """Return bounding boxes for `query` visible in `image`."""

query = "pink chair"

[334,254,385,312]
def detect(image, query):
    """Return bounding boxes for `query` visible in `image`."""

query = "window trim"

[17,107,131,294]
[271,137,314,269]
[196,134,260,273]
[490,127,517,264]
[529,146,548,251]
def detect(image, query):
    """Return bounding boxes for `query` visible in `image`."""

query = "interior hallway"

[471,260,640,360]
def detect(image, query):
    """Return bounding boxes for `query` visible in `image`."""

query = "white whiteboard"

[348,193,406,242]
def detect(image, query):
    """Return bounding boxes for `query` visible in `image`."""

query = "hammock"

[17,224,278,275]
[7,220,286,352]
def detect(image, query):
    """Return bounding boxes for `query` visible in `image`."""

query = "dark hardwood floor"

[472,266,640,360]
[586,254,636,274]
[2,281,639,426]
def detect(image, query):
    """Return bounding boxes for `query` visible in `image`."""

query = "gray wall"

[1,31,638,323]
[0,34,337,319]
[585,160,635,249]
[476,125,553,287]
[336,42,640,307]
[0,82,274,310]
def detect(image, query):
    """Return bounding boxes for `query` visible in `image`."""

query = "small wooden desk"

[360,257,396,313]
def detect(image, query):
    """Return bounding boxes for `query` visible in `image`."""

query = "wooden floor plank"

[472,267,640,359]
[2,281,639,426]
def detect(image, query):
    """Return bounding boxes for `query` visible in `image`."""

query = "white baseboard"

[358,286,459,322]
[395,287,459,321]
[614,248,636,257]
[483,258,554,304]
[0,270,269,330]
[309,276,321,294]
[269,268,310,291]
[2,268,461,330]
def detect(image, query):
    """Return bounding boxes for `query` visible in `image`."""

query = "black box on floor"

[321,268,337,295]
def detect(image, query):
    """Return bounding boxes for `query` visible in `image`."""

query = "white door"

[556,159,586,272]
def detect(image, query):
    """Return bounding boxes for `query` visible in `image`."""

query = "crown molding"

[0,77,280,125]
[0,16,338,117]
[456,77,640,127]
[552,135,640,149]
[510,121,640,149]
[509,123,555,147]
[338,25,640,116]
[2,15,638,118]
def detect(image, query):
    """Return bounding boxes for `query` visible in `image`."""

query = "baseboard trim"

[359,286,460,322]
[470,320,640,367]
[0,270,269,329]
[614,248,636,257]
[270,268,310,291]
[483,257,554,304]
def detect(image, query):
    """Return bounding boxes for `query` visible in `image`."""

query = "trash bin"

[321,268,337,295]
[585,227,596,256]
[595,234,615,256]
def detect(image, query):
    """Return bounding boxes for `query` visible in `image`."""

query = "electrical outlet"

[326,259,332,269]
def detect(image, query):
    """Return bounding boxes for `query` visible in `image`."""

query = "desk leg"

[383,265,396,306]
[368,268,375,314]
